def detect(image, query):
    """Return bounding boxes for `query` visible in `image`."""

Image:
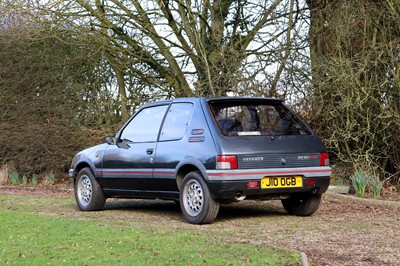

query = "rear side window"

[209,102,311,136]
[159,103,193,141]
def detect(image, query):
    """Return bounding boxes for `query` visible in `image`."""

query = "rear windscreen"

[209,102,311,136]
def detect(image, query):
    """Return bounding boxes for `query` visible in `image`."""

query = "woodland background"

[0,0,399,187]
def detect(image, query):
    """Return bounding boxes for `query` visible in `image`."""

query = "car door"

[153,103,194,192]
[102,104,169,194]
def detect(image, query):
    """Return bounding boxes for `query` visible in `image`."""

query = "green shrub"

[48,172,55,185]
[31,175,38,186]
[369,176,383,197]
[9,171,20,185]
[351,172,368,196]
[22,175,28,185]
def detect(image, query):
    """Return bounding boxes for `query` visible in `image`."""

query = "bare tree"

[306,0,400,182]
[0,0,316,177]
[35,0,312,100]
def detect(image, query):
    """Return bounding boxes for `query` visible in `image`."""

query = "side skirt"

[103,189,179,201]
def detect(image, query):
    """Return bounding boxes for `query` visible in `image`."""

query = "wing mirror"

[105,136,116,145]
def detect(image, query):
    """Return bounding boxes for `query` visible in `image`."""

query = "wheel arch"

[175,159,209,190]
[72,162,94,181]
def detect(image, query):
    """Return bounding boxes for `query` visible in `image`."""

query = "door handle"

[146,148,154,155]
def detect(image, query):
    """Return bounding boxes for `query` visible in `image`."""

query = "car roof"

[206,97,282,103]
[142,97,282,107]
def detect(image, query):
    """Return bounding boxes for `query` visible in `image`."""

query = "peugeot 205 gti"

[69,97,331,224]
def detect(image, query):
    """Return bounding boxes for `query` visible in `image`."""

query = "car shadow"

[104,198,181,212]
[101,199,287,223]
[217,201,287,222]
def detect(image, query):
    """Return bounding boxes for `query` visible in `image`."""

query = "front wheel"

[281,193,321,216]
[180,171,219,224]
[74,167,106,211]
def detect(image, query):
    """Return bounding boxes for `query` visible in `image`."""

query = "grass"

[0,195,300,265]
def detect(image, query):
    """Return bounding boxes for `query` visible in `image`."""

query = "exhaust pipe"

[234,191,246,201]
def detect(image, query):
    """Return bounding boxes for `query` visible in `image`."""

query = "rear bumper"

[205,167,331,200]
[207,176,330,199]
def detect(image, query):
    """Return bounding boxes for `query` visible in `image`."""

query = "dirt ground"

[1,185,399,266]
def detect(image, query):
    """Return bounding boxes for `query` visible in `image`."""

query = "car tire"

[281,193,321,216]
[74,167,106,211]
[180,171,219,224]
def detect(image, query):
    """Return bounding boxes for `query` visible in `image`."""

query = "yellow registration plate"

[261,176,303,189]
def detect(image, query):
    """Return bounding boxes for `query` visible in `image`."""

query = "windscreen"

[209,102,311,137]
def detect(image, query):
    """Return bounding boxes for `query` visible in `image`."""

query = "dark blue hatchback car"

[69,97,331,224]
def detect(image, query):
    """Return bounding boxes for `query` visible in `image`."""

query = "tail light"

[216,155,238,170]
[320,152,330,166]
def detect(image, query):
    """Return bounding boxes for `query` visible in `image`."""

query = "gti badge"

[281,157,287,165]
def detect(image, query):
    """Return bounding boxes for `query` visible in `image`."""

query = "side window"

[159,103,193,141]
[120,105,168,142]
